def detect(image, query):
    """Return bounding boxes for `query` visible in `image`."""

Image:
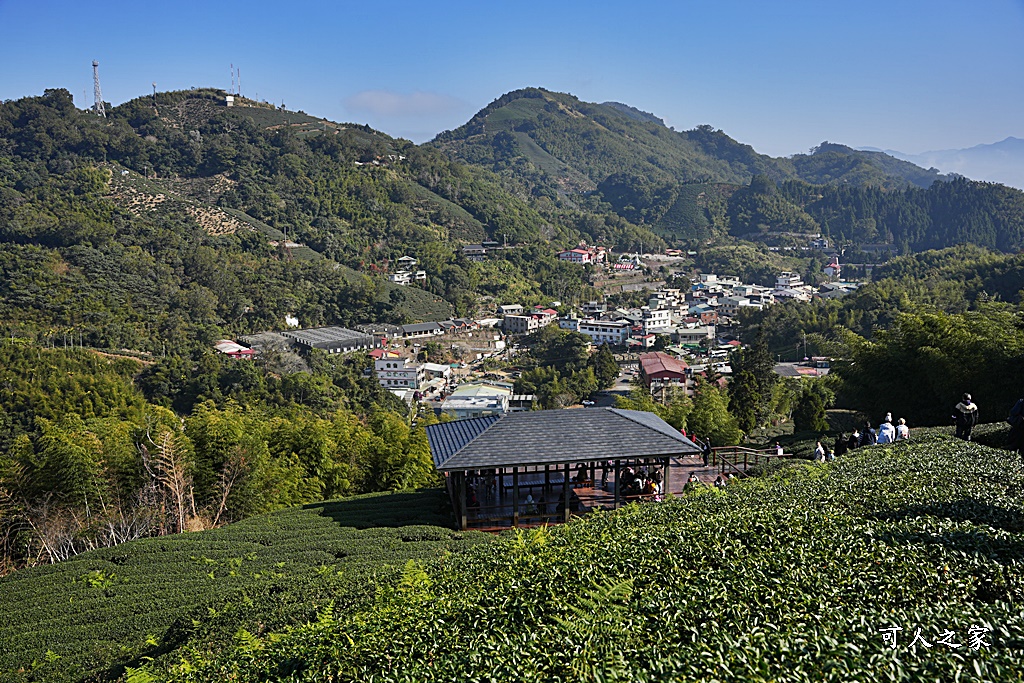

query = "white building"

[421,362,452,381]
[498,304,524,316]
[559,316,580,331]
[641,306,673,334]
[375,358,424,390]
[578,319,631,345]
[675,325,716,346]
[557,248,593,264]
[440,395,509,419]
[389,270,413,285]
[504,314,540,335]
[776,272,805,290]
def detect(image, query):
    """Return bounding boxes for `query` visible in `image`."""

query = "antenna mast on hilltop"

[92,61,106,117]
[230,63,235,95]
[236,67,240,96]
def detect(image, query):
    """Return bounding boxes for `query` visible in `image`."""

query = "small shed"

[427,408,700,530]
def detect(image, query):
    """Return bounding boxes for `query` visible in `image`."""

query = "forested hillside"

[0,339,456,578]
[433,88,1024,249]
[0,88,678,348]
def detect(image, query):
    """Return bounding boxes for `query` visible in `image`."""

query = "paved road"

[593,373,636,407]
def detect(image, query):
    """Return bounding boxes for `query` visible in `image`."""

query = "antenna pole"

[237,67,240,96]
[92,61,106,117]
[230,63,235,94]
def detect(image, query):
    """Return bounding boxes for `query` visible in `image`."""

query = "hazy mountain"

[863,137,1024,190]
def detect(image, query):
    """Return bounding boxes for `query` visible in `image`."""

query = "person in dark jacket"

[860,421,877,447]
[952,393,979,441]
[834,434,849,458]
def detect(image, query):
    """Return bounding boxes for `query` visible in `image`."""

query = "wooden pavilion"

[426,407,702,530]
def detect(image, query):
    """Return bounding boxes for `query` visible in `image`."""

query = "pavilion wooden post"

[562,462,570,523]
[544,464,550,492]
[512,467,520,527]
[663,456,671,498]
[459,472,467,531]
[613,459,621,508]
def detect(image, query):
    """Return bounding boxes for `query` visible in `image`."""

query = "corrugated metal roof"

[426,415,501,468]
[402,322,443,333]
[426,407,700,471]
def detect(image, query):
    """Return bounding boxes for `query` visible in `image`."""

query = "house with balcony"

[577,319,631,345]
[375,357,424,390]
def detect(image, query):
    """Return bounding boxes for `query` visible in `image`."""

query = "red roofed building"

[639,352,691,399]
[557,248,593,264]
[214,340,257,359]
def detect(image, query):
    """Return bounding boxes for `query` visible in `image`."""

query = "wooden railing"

[708,446,793,478]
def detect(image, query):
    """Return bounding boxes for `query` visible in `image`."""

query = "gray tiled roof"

[426,407,700,471]
[426,415,501,467]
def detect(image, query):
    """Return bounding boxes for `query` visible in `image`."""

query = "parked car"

[582,400,595,407]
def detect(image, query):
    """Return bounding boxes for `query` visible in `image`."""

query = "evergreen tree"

[728,333,778,430]
[588,344,619,388]
[793,390,829,432]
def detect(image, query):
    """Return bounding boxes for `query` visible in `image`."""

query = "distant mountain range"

[861,137,1024,190]
[432,88,952,195]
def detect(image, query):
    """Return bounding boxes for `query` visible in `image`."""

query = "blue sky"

[1,0,1021,156]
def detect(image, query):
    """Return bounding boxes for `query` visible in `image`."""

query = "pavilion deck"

[459,447,788,532]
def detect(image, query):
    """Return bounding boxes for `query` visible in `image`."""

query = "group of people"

[619,465,663,499]
[810,413,912,463]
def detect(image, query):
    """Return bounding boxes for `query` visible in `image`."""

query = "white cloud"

[343,89,464,118]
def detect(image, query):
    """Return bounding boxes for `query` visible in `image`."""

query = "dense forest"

[0,342,441,574]
[434,88,1024,248]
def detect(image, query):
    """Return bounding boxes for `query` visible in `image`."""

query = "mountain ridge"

[861,137,1024,191]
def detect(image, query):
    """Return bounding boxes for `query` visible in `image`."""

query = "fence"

[708,446,794,477]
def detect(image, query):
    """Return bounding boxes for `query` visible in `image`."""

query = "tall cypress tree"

[728,332,778,430]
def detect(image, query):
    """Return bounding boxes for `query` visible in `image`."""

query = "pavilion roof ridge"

[427,408,700,472]
[606,407,698,446]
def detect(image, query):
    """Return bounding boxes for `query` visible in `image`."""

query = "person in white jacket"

[876,418,896,444]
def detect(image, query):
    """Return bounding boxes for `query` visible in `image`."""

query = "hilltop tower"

[92,61,106,117]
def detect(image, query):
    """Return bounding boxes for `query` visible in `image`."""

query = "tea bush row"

[0,489,487,682]
[171,437,1024,682]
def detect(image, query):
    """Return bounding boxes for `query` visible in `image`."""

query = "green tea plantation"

[0,489,488,682]
[168,435,1024,682]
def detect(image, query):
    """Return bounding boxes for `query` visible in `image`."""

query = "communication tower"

[92,61,106,117]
